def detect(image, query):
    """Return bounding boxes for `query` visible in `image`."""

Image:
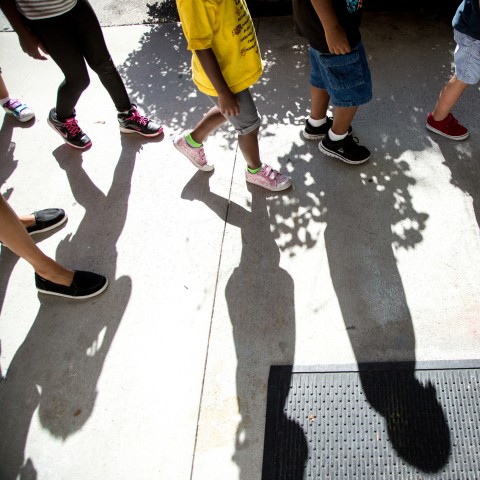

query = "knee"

[65,72,90,93]
[92,57,117,77]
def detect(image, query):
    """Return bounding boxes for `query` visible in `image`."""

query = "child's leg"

[432,74,468,121]
[190,106,228,144]
[73,0,131,112]
[0,72,9,100]
[310,85,330,120]
[28,16,90,118]
[238,127,261,170]
[331,106,358,135]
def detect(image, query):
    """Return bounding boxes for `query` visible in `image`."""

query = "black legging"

[27,0,131,118]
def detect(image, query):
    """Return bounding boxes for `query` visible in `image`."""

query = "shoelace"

[128,109,149,126]
[64,117,82,137]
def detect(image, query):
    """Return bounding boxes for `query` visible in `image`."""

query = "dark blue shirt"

[453,0,480,40]
[293,0,363,54]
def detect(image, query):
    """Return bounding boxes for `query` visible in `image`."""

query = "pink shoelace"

[64,117,82,137]
[128,108,149,127]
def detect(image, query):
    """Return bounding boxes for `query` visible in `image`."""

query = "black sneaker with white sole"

[47,108,92,150]
[303,117,353,140]
[319,134,370,164]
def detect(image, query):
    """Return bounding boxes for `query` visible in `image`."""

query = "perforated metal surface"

[262,364,480,479]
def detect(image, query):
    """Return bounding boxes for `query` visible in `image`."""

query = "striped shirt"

[15,0,77,20]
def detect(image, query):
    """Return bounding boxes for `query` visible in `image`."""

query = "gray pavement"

[1,8,480,480]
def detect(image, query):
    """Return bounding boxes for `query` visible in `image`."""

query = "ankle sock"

[1,97,10,106]
[328,129,348,142]
[247,165,262,174]
[308,116,327,127]
[186,133,203,148]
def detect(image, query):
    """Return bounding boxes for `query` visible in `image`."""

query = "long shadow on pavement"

[0,136,140,479]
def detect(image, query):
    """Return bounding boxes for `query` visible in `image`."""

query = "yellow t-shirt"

[176,0,263,96]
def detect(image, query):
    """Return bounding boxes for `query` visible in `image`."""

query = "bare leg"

[310,85,330,120]
[238,127,261,170]
[18,213,35,229]
[0,73,9,100]
[331,106,358,136]
[432,74,468,121]
[0,196,74,286]
[190,106,228,144]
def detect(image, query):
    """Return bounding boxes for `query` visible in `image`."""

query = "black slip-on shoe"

[35,270,108,299]
[26,208,67,235]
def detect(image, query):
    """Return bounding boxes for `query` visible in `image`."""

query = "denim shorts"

[454,29,480,85]
[310,42,372,107]
[208,88,261,135]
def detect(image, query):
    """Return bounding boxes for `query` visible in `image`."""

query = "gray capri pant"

[208,88,261,135]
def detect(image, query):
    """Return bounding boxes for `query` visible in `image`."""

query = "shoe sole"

[47,119,92,150]
[6,111,35,123]
[426,123,469,141]
[28,214,68,236]
[246,177,292,192]
[37,278,109,299]
[172,137,214,172]
[319,142,370,165]
[303,130,326,141]
[119,126,164,137]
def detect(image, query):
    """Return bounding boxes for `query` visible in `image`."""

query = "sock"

[328,129,348,142]
[186,133,203,148]
[1,97,11,106]
[247,165,262,174]
[308,116,327,127]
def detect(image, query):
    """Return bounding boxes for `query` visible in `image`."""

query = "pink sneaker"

[426,113,469,140]
[245,164,292,192]
[173,133,214,172]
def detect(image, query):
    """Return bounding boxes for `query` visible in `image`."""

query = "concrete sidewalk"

[1,11,480,480]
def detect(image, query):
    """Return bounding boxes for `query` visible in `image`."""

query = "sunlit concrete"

[1,11,480,480]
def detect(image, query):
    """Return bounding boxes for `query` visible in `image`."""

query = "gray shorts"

[208,88,261,135]
[454,29,480,85]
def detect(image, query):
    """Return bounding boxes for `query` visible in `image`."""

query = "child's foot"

[319,134,370,164]
[2,98,35,122]
[47,108,92,149]
[426,113,469,140]
[118,104,163,137]
[303,116,352,140]
[245,164,292,192]
[35,270,108,299]
[172,133,214,171]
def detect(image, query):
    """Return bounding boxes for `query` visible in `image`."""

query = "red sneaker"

[426,113,469,140]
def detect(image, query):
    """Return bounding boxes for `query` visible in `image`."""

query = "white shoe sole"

[37,278,109,299]
[426,123,469,141]
[29,214,68,236]
[319,142,370,165]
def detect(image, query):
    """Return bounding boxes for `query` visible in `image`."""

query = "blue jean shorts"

[454,29,480,85]
[310,42,372,107]
[208,88,261,135]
